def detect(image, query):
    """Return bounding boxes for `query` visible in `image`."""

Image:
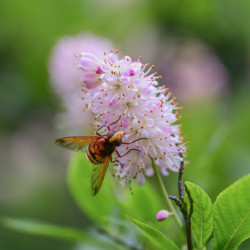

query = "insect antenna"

[115,148,140,158]
[122,137,147,145]
[107,115,122,131]
[95,115,122,135]
[96,124,106,136]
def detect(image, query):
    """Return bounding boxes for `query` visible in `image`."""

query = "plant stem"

[151,159,183,229]
[169,157,193,250]
[185,217,192,250]
[178,160,185,200]
[179,160,193,250]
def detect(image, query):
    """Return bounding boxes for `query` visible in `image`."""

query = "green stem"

[151,159,183,229]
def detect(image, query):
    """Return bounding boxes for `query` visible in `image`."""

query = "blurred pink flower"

[159,40,229,103]
[49,34,114,133]
[49,34,113,96]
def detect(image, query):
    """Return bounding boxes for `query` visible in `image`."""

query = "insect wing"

[91,157,110,196]
[55,136,96,152]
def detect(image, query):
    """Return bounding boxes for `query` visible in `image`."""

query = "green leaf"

[212,174,250,250]
[120,181,164,222]
[67,153,163,225]
[1,217,131,249]
[67,153,119,225]
[126,215,180,250]
[1,217,87,242]
[185,181,213,248]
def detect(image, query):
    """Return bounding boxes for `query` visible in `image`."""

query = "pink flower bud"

[96,66,103,74]
[129,68,136,76]
[156,210,172,221]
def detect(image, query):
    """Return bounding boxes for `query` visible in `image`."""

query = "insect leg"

[122,137,147,145]
[107,115,122,131]
[115,148,140,158]
[110,156,118,163]
[96,124,106,136]
[111,155,124,167]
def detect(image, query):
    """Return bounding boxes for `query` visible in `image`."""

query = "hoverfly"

[55,116,146,196]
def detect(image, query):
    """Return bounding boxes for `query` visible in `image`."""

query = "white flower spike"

[78,50,187,187]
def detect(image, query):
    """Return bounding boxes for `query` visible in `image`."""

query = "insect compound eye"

[114,138,122,146]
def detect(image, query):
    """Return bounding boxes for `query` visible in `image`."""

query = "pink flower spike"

[77,51,186,188]
[156,210,173,221]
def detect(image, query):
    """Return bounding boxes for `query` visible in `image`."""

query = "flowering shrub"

[3,48,250,250]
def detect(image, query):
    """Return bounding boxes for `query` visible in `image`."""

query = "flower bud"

[155,210,172,221]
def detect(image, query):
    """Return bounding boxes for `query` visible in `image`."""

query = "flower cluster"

[78,50,186,187]
[160,39,229,103]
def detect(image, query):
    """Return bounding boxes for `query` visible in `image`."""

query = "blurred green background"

[1,0,250,249]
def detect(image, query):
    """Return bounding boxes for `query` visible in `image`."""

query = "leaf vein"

[224,210,250,250]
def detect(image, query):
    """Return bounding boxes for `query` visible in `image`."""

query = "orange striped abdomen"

[86,136,116,164]
[86,141,103,164]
